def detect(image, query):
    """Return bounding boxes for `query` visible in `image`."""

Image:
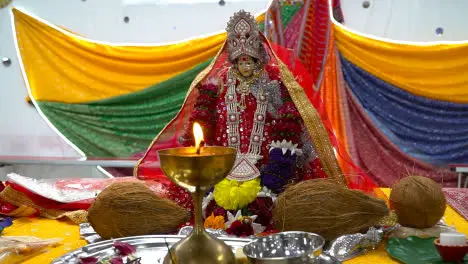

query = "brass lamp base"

[158,146,238,264]
[163,231,236,264]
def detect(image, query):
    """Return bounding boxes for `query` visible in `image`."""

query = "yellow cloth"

[4,189,466,263]
[346,188,468,264]
[334,23,468,103]
[2,218,87,264]
[13,8,264,103]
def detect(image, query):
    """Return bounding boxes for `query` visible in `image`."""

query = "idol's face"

[236,55,255,78]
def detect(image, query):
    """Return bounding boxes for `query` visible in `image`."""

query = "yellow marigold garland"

[213,178,261,210]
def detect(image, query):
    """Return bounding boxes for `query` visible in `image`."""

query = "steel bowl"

[243,232,325,264]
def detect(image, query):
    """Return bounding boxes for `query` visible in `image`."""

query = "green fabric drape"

[259,3,303,32]
[38,61,210,157]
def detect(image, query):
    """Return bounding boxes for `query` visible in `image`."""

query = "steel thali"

[52,235,340,264]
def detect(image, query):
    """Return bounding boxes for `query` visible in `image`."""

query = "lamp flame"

[193,122,204,154]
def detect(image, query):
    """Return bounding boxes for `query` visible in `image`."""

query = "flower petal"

[113,241,136,256]
[79,257,99,264]
[110,257,124,264]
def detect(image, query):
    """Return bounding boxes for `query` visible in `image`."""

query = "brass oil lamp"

[159,123,237,264]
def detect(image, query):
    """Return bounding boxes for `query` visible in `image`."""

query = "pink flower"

[113,241,136,256]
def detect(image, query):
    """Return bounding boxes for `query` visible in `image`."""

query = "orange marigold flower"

[204,213,226,230]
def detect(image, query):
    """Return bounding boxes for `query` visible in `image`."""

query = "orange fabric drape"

[319,28,350,172]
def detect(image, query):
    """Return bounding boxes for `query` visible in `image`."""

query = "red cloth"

[4,177,167,211]
[443,188,468,221]
[297,0,331,85]
[273,43,378,192]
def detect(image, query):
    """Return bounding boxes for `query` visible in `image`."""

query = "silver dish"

[243,232,339,264]
[51,235,249,264]
[53,233,341,264]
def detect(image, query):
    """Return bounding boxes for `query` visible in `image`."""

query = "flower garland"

[203,187,276,236]
[180,81,219,146]
[271,100,303,145]
[247,197,273,227]
[213,178,261,210]
[204,213,226,230]
[225,211,265,237]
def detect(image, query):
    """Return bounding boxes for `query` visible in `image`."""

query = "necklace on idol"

[224,67,273,182]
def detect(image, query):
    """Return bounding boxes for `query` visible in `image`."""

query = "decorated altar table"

[3,189,467,264]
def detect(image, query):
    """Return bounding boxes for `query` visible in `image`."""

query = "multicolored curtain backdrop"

[13,4,303,158]
[325,19,460,186]
[14,1,463,186]
[14,8,223,104]
[341,56,468,165]
[334,23,468,103]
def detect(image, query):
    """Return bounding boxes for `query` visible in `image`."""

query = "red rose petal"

[113,241,136,256]
[79,256,99,264]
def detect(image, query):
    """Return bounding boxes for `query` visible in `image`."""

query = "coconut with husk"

[272,179,389,241]
[87,181,190,239]
[390,176,446,228]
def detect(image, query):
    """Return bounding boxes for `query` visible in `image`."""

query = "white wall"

[340,0,468,42]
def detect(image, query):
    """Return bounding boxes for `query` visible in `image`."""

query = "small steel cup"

[243,232,325,264]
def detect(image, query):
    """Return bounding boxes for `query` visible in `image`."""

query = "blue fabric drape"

[340,55,468,164]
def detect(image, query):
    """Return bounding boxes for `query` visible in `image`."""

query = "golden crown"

[226,10,264,63]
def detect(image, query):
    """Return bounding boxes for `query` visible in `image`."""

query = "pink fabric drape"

[283,5,305,53]
[344,87,457,187]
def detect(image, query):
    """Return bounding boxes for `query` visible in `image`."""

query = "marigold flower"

[204,213,226,230]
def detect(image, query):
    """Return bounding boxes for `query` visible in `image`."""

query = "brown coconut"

[272,179,389,241]
[88,182,190,239]
[390,176,446,228]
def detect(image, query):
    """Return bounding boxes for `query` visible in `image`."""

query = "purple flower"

[0,217,12,228]
[261,149,296,192]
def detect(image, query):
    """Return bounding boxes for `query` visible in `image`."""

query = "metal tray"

[52,235,250,264]
[53,234,341,264]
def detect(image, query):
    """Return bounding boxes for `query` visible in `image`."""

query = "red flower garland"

[271,100,303,145]
[205,199,234,220]
[181,83,219,146]
[247,197,273,226]
[226,220,254,237]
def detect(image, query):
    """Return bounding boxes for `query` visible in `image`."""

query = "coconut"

[272,179,389,240]
[88,182,190,239]
[390,176,446,228]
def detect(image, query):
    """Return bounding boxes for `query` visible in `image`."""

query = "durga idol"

[135,10,346,223]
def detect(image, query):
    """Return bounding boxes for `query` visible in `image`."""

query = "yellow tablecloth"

[3,189,467,263]
[3,218,87,263]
